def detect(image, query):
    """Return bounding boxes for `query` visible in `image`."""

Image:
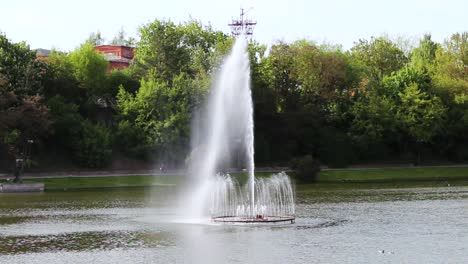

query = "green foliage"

[443,32,468,74]
[47,96,113,168]
[87,31,105,46]
[108,70,140,95]
[266,42,300,112]
[46,95,83,146]
[44,50,82,102]
[350,91,397,145]
[351,36,408,78]
[0,35,51,162]
[1,25,468,170]
[0,92,51,157]
[410,34,438,70]
[3,129,20,146]
[68,42,109,95]
[115,120,147,158]
[290,155,321,182]
[382,67,431,98]
[397,82,446,143]
[317,128,355,168]
[114,19,228,163]
[131,19,227,82]
[116,73,203,161]
[73,121,112,168]
[0,33,48,97]
[111,28,136,46]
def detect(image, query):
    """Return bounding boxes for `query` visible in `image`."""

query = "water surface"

[1,182,467,263]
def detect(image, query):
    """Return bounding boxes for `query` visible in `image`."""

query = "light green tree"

[410,34,439,71]
[87,31,105,46]
[68,42,109,95]
[397,82,446,143]
[111,27,136,46]
[131,19,227,82]
[351,36,408,78]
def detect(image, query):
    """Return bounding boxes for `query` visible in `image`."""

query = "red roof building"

[94,45,135,71]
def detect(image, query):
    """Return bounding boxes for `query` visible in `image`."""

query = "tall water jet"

[183,35,295,223]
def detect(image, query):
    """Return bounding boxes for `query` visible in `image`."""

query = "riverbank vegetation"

[318,167,468,182]
[22,175,181,191]
[1,19,467,172]
[17,166,468,190]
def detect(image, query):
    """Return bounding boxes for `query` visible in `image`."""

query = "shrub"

[73,121,112,168]
[290,155,321,182]
[114,120,149,159]
[318,128,355,168]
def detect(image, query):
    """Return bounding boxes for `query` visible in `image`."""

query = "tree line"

[0,19,467,171]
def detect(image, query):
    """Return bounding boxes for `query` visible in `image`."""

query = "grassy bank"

[12,166,468,191]
[318,167,468,182]
[21,172,274,191]
[23,175,183,191]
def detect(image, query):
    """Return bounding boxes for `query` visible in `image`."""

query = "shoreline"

[1,166,468,191]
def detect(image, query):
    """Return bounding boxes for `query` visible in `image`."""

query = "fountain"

[185,36,295,224]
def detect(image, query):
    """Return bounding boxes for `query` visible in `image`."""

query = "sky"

[0,0,466,51]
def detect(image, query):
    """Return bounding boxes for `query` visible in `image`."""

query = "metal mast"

[228,8,257,36]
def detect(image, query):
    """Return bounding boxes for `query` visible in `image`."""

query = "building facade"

[94,45,135,71]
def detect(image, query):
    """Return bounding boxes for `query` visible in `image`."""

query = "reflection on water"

[0,230,173,254]
[1,183,468,263]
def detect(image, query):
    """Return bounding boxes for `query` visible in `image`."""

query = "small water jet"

[184,35,295,224]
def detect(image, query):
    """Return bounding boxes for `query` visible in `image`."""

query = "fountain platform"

[212,215,295,224]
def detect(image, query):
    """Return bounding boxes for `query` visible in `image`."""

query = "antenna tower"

[228,8,257,36]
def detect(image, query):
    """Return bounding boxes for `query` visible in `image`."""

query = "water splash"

[209,172,295,218]
[184,36,295,221]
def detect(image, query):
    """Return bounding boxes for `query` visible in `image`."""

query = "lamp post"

[13,139,33,183]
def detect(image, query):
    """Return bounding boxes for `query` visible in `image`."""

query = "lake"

[1,181,467,263]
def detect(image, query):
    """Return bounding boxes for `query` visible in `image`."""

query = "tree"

[267,42,300,112]
[432,32,467,81]
[43,50,83,104]
[381,67,432,99]
[73,121,112,168]
[410,34,439,71]
[46,95,84,148]
[348,74,400,160]
[0,33,48,97]
[444,32,468,72]
[0,34,51,162]
[68,42,109,95]
[116,73,203,162]
[429,33,468,161]
[115,19,228,162]
[351,37,408,78]
[46,95,112,168]
[131,19,227,82]
[108,69,140,95]
[111,27,136,46]
[87,31,105,46]
[397,83,446,143]
[397,83,446,163]
[0,91,51,158]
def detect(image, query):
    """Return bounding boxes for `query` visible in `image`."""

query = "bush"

[47,95,83,146]
[73,121,112,168]
[290,155,321,182]
[318,128,355,168]
[115,120,149,159]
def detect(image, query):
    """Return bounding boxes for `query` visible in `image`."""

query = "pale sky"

[0,0,466,51]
